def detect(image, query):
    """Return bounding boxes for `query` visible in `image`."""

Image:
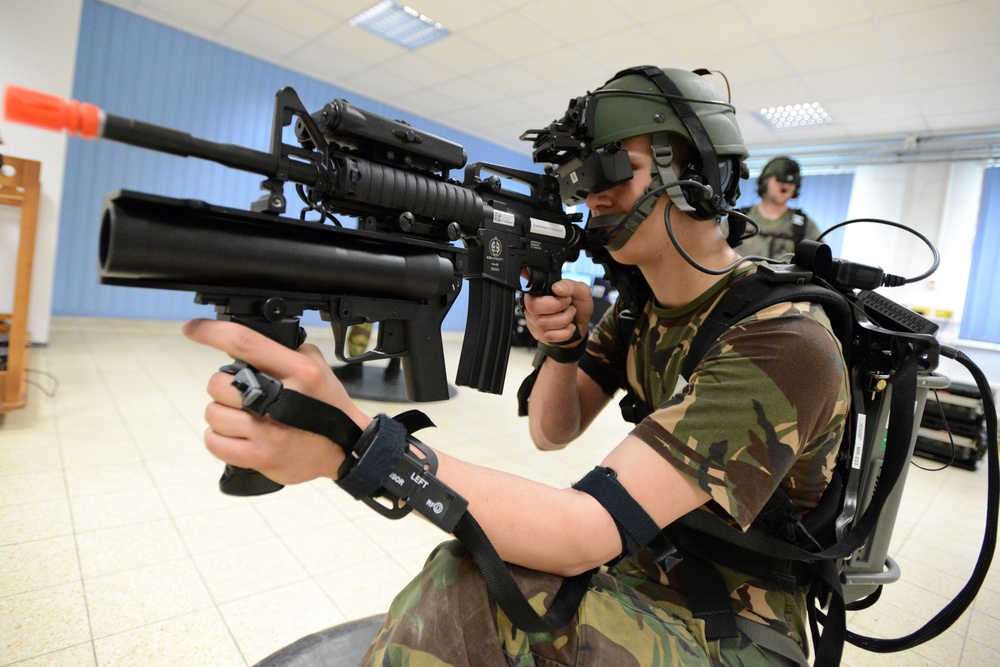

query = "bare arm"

[522,279,610,449]
[182,319,709,578]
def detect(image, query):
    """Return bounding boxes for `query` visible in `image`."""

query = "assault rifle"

[4,85,584,493]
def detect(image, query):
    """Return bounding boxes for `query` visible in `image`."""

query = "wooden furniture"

[0,155,41,413]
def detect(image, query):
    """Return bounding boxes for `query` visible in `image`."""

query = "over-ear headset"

[609,66,744,222]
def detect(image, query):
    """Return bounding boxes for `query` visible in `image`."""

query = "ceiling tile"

[770,22,890,73]
[913,81,1000,117]
[302,23,403,68]
[646,4,761,54]
[242,0,341,42]
[710,44,794,85]
[731,75,814,112]
[868,0,963,18]
[799,60,905,101]
[132,0,238,36]
[736,0,872,40]
[283,43,372,83]
[899,44,1000,91]
[461,11,569,58]
[880,0,1000,58]
[511,0,635,42]
[824,92,924,127]
[415,34,506,76]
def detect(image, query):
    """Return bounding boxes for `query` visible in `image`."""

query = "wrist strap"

[537,324,588,364]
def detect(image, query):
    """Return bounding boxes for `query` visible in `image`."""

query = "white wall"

[842,161,986,343]
[0,0,84,344]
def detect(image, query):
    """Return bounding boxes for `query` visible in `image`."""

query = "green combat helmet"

[523,66,749,250]
[756,156,802,198]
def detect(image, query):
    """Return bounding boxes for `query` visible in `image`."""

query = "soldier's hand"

[522,279,594,347]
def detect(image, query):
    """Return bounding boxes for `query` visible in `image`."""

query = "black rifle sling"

[452,514,596,632]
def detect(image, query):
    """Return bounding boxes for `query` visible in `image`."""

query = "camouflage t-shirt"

[580,264,850,651]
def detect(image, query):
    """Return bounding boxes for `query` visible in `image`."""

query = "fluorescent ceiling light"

[757,102,833,130]
[349,1,449,50]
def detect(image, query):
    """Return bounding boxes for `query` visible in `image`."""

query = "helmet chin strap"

[587,136,682,252]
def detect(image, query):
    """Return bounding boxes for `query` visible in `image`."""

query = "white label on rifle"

[530,219,567,239]
[493,210,515,226]
[852,413,866,469]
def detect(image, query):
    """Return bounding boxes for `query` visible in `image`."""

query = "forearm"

[434,448,620,576]
[527,358,587,449]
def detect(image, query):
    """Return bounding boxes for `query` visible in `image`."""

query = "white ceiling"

[100,0,1000,167]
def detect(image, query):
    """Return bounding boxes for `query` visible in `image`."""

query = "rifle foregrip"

[456,279,515,395]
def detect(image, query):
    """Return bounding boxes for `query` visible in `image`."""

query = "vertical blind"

[960,166,1000,343]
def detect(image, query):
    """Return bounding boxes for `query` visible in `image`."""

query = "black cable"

[848,346,998,652]
[817,218,940,285]
[661,200,779,275]
[910,389,956,472]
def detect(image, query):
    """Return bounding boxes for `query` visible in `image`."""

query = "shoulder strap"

[681,272,852,381]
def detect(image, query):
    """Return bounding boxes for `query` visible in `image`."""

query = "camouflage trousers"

[359,541,795,667]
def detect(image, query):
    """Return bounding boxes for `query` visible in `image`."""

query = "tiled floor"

[2,316,998,666]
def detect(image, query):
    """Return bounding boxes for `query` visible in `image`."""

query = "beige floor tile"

[960,637,1000,666]
[157,478,251,517]
[10,642,96,666]
[68,487,170,533]
[0,535,80,597]
[315,555,417,621]
[193,536,309,604]
[249,485,351,535]
[966,609,1000,653]
[0,582,91,664]
[0,470,68,507]
[84,560,214,638]
[0,445,63,475]
[59,440,142,470]
[75,518,189,578]
[63,462,156,498]
[173,503,278,555]
[0,498,73,545]
[218,579,346,665]
[280,522,387,577]
[92,608,244,667]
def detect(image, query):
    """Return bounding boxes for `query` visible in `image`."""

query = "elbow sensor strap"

[573,466,663,561]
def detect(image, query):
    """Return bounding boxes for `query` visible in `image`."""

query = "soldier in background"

[737,156,821,259]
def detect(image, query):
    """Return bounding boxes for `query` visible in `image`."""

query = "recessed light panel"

[757,102,833,130]
[349,1,449,50]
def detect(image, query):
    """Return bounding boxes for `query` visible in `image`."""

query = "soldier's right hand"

[522,279,594,347]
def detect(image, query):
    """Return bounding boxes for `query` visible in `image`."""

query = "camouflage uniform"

[361,264,850,666]
[736,205,821,260]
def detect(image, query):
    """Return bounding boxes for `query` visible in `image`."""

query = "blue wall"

[57,0,537,330]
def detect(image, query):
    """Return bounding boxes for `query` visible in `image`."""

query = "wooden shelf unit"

[0,155,41,413]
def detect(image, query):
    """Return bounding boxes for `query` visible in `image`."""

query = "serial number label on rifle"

[493,210,516,226]
[530,218,567,239]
